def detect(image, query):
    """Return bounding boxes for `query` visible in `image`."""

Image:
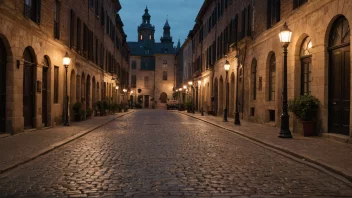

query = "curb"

[177,111,352,183]
[0,111,134,175]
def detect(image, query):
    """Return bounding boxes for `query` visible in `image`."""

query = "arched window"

[149,35,152,40]
[251,59,257,100]
[163,60,167,67]
[300,36,312,95]
[140,35,143,40]
[269,54,276,101]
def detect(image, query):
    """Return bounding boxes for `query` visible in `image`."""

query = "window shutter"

[275,0,280,23]
[267,0,272,29]
[70,9,75,48]
[247,4,253,37]
[36,0,41,24]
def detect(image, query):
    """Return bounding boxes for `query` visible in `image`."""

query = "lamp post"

[234,48,241,125]
[188,81,195,113]
[224,57,230,122]
[115,86,119,104]
[63,52,71,126]
[123,88,127,105]
[130,90,134,109]
[278,22,293,138]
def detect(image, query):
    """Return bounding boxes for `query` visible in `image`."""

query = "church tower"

[160,19,173,43]
[138,6,155,42]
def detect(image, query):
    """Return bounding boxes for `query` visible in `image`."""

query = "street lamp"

[63,52,71,126]
[224,57,230,122]
[278,22,293,139]
[123,88,127,105]
[188,81,195,113]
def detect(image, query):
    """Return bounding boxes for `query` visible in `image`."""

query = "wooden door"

[23,49,35,129]
[42,67,48,126]
[0,40,6,132]
[144,95,149,108]
[329,46,350,135]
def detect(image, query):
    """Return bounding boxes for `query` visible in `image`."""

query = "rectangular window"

[267,0,280,29]
[269,110,275,122]
[76,18,81,52]
[69,9,75,48]
[100,43,104,68]
[131,75,136,88]
[250,107,255,116]
[54,66,59,103]
[95,38,98,65]
[54,0,60,39]
[83,24,88,57]
[24,0,41,24]
[247,5,253,37]
[301,58,312,95]
[293,0,307,9]
[163,71,168,81]
[95,0,99,16]
[144,76,149,88]
[132,60,136,69]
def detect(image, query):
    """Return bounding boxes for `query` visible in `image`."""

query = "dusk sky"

[119,0,204,46]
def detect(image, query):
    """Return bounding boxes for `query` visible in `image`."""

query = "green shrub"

[80,109,86,121]
[86,108,93,118]
[288,94,319,121]
[72,102,82,121]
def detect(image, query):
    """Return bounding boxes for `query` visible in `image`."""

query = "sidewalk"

[178,111,352,182]
[0,111,133,174]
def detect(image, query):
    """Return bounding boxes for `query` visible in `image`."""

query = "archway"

[96,82,100,102]
[328,16,351,136]
[230,72,235,117]
[42,56,51,127]
[219,76,224,115]
[213,78,218,116]
[81,73,85,104]
[76,75,81,103]
[86,75,91,109]
[70,70,76,104]
[23,47,36,129]
[92,76,96,108]
[159,92,167,103]
[0,38,7,132]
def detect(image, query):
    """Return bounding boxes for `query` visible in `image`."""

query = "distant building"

[128,7,180,108]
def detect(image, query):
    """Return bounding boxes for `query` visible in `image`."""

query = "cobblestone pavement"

[0,110,351,197]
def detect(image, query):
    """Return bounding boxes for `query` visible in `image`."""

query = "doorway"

[42,57,50,127]
[144,95,149,108]
[0,39,6,132]
[329,16,351,136]
[23,47,36,129]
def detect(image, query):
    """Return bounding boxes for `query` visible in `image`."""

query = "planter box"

[301,121,317,137]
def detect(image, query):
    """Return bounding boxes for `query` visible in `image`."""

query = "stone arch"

[230,72,235,117]
[23,46,37,129]
[0,34,12,132]
[70,69,76,104]
[213,77,218,116]
[86,74,91,109]
[81,72,85,105]
[251,58,257,101]
[42,55,52,127]
[266,51,276,101]
[159,92,167,103]
[92,76,96,108]
[219,75,224,115]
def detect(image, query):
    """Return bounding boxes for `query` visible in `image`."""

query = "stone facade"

[181,0,352,140]
[0,0,130,134]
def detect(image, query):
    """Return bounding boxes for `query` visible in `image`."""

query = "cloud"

[119,0,203,45]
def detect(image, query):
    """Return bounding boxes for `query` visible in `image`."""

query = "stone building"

[128,7,179,108]
[181,0,352,141]
[0,0,130,134]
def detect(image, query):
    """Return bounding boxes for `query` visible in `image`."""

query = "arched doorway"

[230,72,235,117]
[96,82,100,102]
[86,75,91,109]
[159,92,167,103]
[219,76,224,115]
[329,16,351,136]
[23,47,36,129]
[0,39,7,132]
[81,73,85,104]
[213,78,218,116]
[92,76,96,107]
[42,56,51,127]
[70,70,76,104]
[76,75,81,103]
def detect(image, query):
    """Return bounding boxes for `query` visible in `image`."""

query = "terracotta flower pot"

[301,121,316,136]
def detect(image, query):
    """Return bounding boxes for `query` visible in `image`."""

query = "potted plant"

[96,101,103,116]
[124,105,129,112]
[86,108,93,119]
[72,102,82,121]
[178,103,185,111]
[185,102,193,113]
[288,94,320,136]
[80,109,86,121]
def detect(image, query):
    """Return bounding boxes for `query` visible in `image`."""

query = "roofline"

[195,0,213,24]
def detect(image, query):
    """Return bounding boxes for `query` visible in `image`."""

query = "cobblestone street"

[0,110,351,197]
